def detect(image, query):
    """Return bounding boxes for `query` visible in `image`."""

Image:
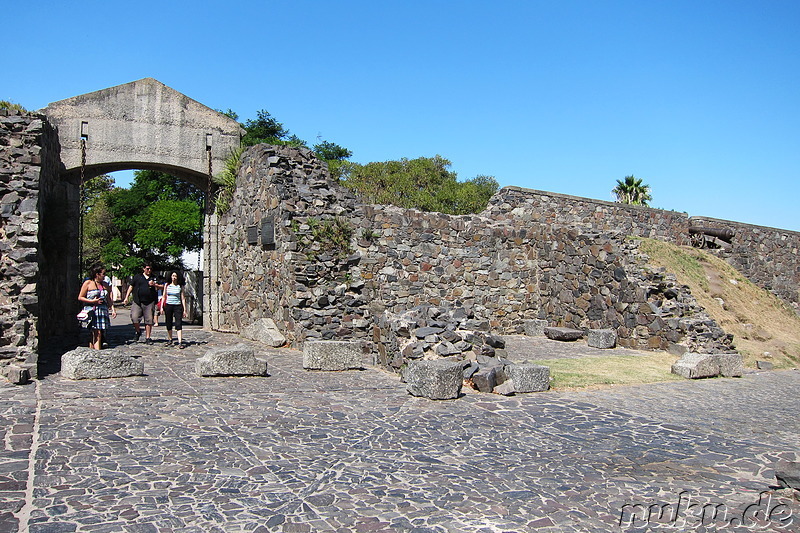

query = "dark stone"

[414,326,444,338]
[775,461,800,489]
[544,327,584,341]
[471,367,496,393]
[484,334,505,348]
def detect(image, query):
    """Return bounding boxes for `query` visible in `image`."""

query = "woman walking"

[163,271,188,348]
[78,264,117,349]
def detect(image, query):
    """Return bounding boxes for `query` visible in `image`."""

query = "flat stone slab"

[405,359,463,400]
[587,329,617,349]
[303,341,362,371]
[61,348,144,380]
[671,352,744,379]
[544,327,584,342]
[240,318,286,347]
[196,343,268,377]
[504,363,550,393]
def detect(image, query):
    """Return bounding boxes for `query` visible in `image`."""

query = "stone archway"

[33,79,243,373]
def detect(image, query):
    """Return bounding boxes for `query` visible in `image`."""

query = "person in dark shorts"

[124,264,162,343]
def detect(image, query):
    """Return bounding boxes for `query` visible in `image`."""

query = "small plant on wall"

[291,216,354,261]
[212,146,244,214]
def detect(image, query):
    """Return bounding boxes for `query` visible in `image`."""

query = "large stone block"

[303,341,362,371]
[61,348,144,380]
[671,353,720,379]
[522,319,548,337]
[1,364,30,385]
[241,318,286,347]
[716,353,743,377]
[503,363,550,393]
[587,329,617,349]
[544,327,584,341]
[196,343,268,377]
[671,352,743,379]
[405,359,463,400]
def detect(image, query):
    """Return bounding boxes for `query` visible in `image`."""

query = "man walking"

[124,264,162,343]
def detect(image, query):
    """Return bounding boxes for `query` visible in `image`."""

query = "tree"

[341,155,498,215]
[80,175,115,272]
[101,170,203,276]
[81,174,114,215]
[612,175,652,206]
[313,140,353,180]
[234,108,354,178]
[241,109,304,147]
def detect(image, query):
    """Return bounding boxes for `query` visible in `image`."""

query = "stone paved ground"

[1,319,798,532]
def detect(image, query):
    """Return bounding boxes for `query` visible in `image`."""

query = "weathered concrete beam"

[41,78,244,190]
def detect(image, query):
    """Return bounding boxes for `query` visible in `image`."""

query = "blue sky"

[4,0,799,231]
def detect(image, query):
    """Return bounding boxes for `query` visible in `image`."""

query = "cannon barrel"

[688,226,735,242]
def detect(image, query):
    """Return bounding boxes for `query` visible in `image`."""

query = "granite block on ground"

[587,329,617,349]
[61,348,144,380]
[671,352,744,379]
[240,318,286,347]
[405,359,463,400]
[523,319,548,337]
[303,341,362,371]
[504,363,550,393]
[196,343,268,377]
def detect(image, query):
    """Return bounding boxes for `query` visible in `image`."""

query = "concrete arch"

[41,78,243,189]
[33,79,244,367]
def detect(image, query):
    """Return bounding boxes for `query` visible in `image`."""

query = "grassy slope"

[532,239,799,390]
[637,238,800,369]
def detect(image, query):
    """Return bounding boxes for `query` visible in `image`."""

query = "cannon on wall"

[688,226,735,249]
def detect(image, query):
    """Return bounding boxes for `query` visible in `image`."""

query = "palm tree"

[612,175,652,206]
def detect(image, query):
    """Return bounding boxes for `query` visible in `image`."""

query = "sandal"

[165,340,173,346]
[179,342,186,349]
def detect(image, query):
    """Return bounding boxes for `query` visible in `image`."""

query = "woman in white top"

[163,271,188,348]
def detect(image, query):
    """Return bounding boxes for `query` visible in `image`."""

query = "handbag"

[77,307,94,328]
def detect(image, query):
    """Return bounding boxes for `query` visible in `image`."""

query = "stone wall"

[215,145,733,373]
[486,186,691,243]
[1,110,56,380]
[212,144,365,343]
[0,109,77,381]
[487,186,800,312]
[689,216,800,311]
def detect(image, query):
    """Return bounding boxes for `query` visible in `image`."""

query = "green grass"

[530,353,684,390]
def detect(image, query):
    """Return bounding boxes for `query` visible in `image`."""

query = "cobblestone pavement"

[1,320,798,532]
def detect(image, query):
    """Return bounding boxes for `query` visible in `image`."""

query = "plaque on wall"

[261,216,275,246]
[246,225,259,245]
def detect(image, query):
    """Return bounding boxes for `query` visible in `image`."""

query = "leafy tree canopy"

[341,155,498,215]
[99,170,203,276]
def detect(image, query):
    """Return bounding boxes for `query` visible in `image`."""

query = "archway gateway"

[30,78,243,375]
